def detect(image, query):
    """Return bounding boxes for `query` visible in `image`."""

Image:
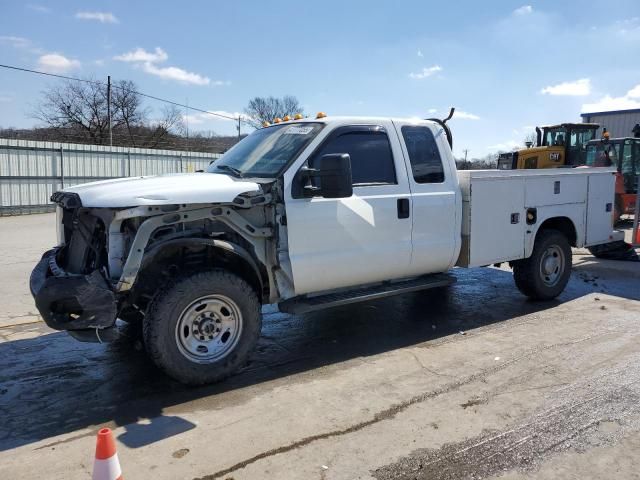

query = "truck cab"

[30,114,618,385]
[278,118,461,294]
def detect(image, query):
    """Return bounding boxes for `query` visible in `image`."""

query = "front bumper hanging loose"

[30,248,118,333]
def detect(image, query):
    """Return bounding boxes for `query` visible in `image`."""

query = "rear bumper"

[30,248,117,332]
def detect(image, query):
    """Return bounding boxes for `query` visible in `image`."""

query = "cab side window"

[401,126,445,183]
[311,128,396,186]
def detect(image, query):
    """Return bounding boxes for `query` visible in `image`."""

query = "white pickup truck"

[30,114,619,384]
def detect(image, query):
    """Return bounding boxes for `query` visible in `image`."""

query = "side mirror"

[319,153,353,198]
[302,153,353,199]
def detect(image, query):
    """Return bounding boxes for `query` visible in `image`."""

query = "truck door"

[393,122,459,275]
[284,123,413,295]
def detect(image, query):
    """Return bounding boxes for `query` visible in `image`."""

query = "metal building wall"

[0,139,221,215]
[581,109,640,138]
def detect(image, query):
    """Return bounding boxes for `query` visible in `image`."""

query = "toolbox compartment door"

[585,172,615,245]
[457,174,525,267]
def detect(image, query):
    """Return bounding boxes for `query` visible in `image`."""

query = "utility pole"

[463,149,469,162]
[107,75,112,147]
[185,98,189,167]
[237,117,241,140]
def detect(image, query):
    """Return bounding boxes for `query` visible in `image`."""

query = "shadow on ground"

[0,261,637,451]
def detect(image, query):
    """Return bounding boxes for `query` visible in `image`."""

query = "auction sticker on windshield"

[284,126,315,135]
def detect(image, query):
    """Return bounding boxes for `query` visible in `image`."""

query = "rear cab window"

[401,125,445,183]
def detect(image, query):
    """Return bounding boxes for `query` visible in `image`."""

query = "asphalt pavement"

[0,213,639,479]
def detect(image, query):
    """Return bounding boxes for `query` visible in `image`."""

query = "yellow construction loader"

[497,123,599,169]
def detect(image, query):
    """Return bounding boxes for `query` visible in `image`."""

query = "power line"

[0,63,248,123]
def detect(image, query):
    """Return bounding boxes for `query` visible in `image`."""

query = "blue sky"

[1,0,639,157]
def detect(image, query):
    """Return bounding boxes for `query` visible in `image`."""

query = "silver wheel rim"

[539,245,565,287]
[175,294,243,364]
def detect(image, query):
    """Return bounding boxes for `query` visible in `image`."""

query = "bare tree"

[34,79,110,143]
[244,95,303,128]
[33,78,183,147]
[143,105,184,148]
[110,79,147,145]
[523,131,537,147]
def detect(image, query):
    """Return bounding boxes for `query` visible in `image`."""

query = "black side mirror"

[301,153,353,199]
[319,153,353,198]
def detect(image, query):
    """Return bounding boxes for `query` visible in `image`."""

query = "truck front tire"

[513,229,572,301]
[143,269,261,385]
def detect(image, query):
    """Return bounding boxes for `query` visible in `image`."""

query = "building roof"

[541,123,599,129]
[580,108,640,117]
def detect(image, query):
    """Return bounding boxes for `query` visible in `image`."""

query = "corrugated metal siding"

[581,110,640,138]
[0,139,221,215]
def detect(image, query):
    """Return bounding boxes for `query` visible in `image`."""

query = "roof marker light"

[273,117,282,124]
[294,113,303,120]
[316,112,327,119]
[283,115,291,121]
[262,121,271,127]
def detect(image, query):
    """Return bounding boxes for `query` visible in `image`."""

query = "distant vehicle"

[585,137,640,221]
[498,123,599,170]
[30,112,620,385]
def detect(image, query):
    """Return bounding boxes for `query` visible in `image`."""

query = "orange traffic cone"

[92,428,123,480]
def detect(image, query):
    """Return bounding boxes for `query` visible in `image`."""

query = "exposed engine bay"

[30,185,290,341]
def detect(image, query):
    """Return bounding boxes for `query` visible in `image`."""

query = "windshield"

[569,128,596,147]
[544,128,567,147]
[585,143,618,167]
[207,123,324,178]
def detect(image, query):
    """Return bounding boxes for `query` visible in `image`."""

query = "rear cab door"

[392,120,461,274]
[283,119,414,295]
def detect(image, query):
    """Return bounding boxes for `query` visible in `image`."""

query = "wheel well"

[129,239,268,308]
[537,217,577,246]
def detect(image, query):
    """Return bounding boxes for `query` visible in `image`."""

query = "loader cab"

[585,137,640,220]
[539,123,598,167]
[498,123,599,170]
[586,138,640,192]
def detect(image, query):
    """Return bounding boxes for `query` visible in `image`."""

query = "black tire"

[143,269,261,385]
[513,229,572,301]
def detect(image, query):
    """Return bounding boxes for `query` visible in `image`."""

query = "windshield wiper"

[215,164,244,178]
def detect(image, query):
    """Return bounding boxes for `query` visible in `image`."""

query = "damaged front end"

[30,192,119,342]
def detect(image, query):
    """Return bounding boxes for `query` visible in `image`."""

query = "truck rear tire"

[143,269,261,385]
[513,229,572,301]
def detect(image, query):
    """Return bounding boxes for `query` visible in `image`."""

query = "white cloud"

[27,4,50,13]
[627,84,640,98]
[142,63,210,86]
[582,83,640,113]
[615,16,640,36]
[37,53,80,73]
[409,65,442,79]
[427,108,438,114]
[541,78,591,96]
[453,110,480,120]
[0,36,30,49]
[513,5,533,15]
[114,46,219,86]
[75,11,119,24]
[114,47,168,63]
[417,50,423,57]
[488,140,521,151]
[183,111,248,125]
